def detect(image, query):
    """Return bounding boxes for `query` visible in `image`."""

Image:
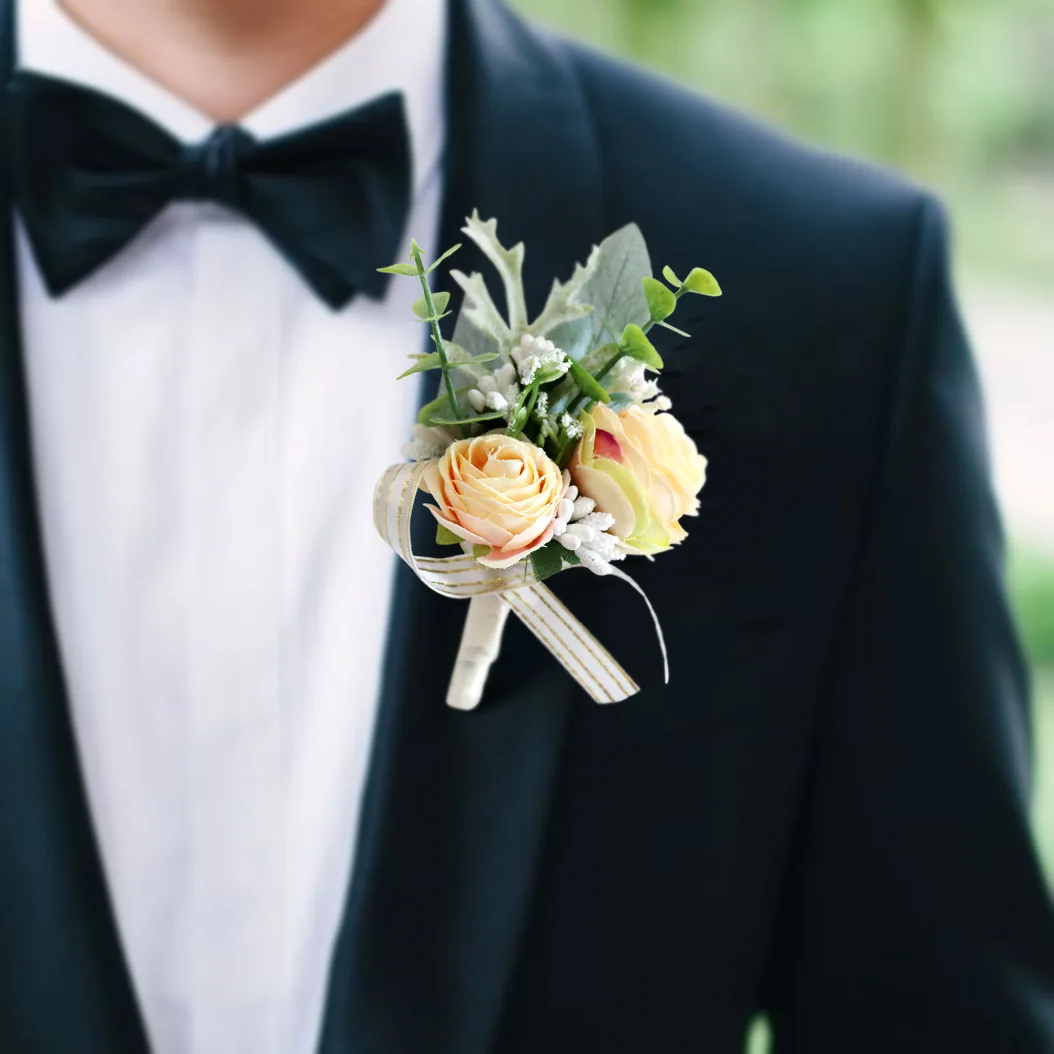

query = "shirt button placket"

[185,205,284,1054]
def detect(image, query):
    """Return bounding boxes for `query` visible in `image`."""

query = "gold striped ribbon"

[373,460,643,704]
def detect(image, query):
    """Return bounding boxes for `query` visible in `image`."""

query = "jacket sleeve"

[764,196,1054,1051]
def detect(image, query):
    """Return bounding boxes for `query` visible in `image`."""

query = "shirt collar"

[17,0,447,195]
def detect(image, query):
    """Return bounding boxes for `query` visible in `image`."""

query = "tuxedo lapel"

[318,2,607,1052]
[0,1,148,1048]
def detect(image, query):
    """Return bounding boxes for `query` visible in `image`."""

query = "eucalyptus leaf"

[662,265,682,288]
[424,243,462,274]
[568,360,611,404]
[436,523,463,546]
[396,352,443,379]
[417,391,459,427]
[411,291,451,319]
[377,262,419,277]
[657,319,691,338]
[642,277,676,322]
[620,323,664,370]
[682,267,722,296]
[429,409,509,427]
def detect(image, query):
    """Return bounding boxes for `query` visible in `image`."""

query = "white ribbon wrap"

[374,460,666,709]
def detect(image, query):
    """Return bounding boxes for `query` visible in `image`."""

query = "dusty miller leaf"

[528,243,600,339]
[450,269,514,351]
[461,211,529,336]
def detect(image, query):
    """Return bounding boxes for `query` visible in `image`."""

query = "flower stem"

[508,379,540,440]
[595,287,686,383]
[411,240,465,438]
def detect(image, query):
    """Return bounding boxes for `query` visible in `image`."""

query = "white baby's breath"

[559,412,583,440]
[510,334,570,386]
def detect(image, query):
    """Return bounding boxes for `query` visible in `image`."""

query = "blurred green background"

[511,0,1054,1048]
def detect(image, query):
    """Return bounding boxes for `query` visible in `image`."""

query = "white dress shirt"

[16,2,446,1051]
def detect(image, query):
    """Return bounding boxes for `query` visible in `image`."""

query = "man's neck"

[58,0,388,123]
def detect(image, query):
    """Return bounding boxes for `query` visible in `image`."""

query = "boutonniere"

[374,212,720,710]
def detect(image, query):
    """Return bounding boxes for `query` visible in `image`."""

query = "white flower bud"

[467,389,486,413]
[578,511,615,533]
[556,532,582,551]
[556,498,575,523]
[571,496,596,520]
[494,363,518,390]
[577,546,614,576]
[588,530,618,562]
[485,390,509,412]
[564,484,578,503]
[565,522,596,544]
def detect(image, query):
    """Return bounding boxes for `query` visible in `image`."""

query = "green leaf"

[444,343,500,368]
[568,359,611,404]
[682,267,722,296]
[429,409,508,427]
[425,243,462,274]
[657,319,691,338]
[397,352,443,379]
[642,276,677,322]
[558,224,652,351]
[472,544,491,560]
[377,262,419,277]
[662,265,682,288]
[411,290,451,320]
[529,541,579,582]
[417,392,458,427]
[436,523,463,546]
[620,323,664,370]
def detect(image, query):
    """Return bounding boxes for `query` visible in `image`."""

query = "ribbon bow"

[375,461,667,709]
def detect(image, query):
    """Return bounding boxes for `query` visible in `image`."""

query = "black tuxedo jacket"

[2,0,1053,1051]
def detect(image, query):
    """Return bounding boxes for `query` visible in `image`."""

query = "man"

[1,0,1051,1051]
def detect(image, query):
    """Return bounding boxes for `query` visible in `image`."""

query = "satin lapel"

[0,3,148,1048]
[318,2,607,1052]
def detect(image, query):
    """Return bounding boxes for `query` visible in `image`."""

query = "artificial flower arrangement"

[373,212,720,710]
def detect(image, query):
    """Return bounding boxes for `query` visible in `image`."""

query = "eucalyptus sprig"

[594,265,722,385]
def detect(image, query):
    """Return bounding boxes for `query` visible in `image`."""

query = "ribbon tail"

[501,583,639,704]
[604,564,670,685]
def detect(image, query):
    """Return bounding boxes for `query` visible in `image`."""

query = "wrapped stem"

[446,593,511,710]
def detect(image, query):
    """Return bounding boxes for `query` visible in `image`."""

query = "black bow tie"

[7,70,413,309]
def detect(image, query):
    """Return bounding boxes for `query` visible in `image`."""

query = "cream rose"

[422,434,566,569]
[569,403,707,555]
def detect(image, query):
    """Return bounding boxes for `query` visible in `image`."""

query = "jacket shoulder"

[560,38,932,259]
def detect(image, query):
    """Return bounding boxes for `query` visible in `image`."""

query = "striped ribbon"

[373,460,644,704]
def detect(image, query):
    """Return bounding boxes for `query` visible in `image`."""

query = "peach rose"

[422,434,566,569]
[569,403,707,555]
